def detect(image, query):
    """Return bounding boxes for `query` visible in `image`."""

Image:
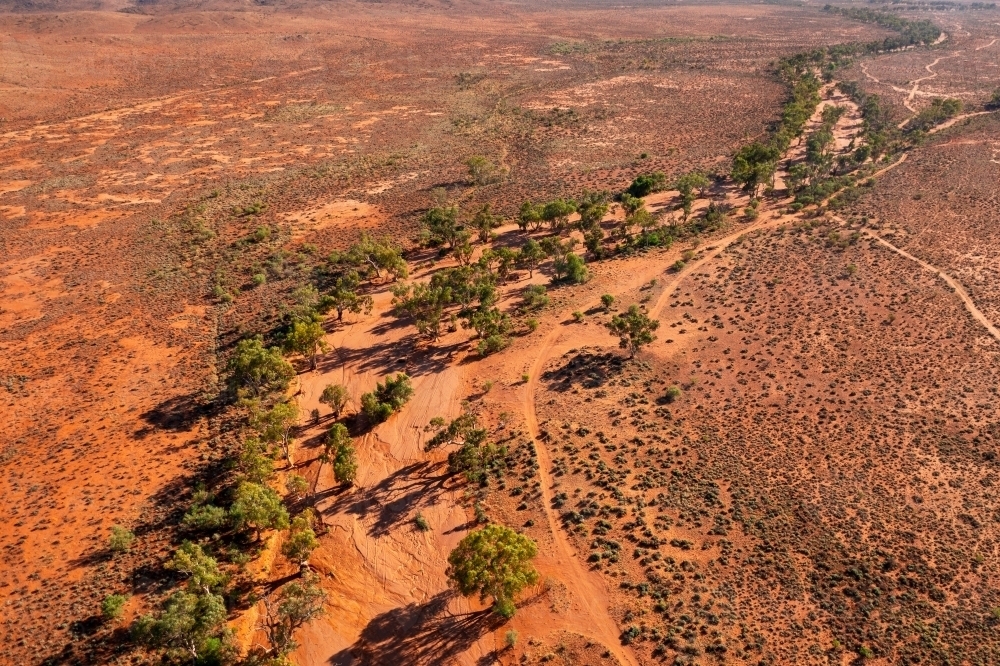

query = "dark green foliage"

[182,503,228,532]
[391,264,499,340]
[325,270,373,322]
[328,233,408,283]
[906,97,963,134]
[467,306,512,341]
[427,412,483,450]
[226,336,295,396]
[332,437,358,485]
[421,205,461,248]
[167,542,229,595]
[284,320,328,370]
[731,142,782,197]
[518,201,543,232]
[229,482,289,540]
[446,525,539,617]
[540,199,577,231]
[319,384,350,419]
[606,305,659,358]
[471,203,501,243]
[133,591,232,664]
[282,511,319,566]
[552,251,589,284]
[626,172,667,197]
[576,189,611,233]
[434,413,507,482]
[674,172,710,221]
[237,437,274,484]
[517,239,545,277]
[361,373,414,423]
[521,284,549,310]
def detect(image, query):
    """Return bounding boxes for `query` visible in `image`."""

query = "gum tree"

[447,525,539,618]
[606,304,659,358]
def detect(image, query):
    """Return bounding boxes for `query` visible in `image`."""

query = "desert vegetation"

[4,1,1000,665]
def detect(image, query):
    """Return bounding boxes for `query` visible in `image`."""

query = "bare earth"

[3,0,1000,665]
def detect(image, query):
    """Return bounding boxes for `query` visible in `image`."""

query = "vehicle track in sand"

[862,229,1000,343]
[516,80,866,665]
[897,53,961,125]
[515,78,965,663]
[519,204,804,666]
[523,334,640,666]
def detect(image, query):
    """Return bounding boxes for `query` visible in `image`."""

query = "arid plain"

[2,0,1000,664]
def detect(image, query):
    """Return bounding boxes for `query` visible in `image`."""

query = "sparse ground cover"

[3,1,1000,665]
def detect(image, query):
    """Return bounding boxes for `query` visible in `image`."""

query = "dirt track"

[6,2,1000,664]
[864,229,1000,343]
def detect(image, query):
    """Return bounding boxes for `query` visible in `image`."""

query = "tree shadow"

[136,389,224,438]
[476,649,503,665]
[321,334,465,380]
[328,591,502,666]
[541,349,623,393]
[320,460,454,538]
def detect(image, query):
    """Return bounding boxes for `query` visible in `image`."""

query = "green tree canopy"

[261,575,326,658]
[325,271,373,322]
[674,171,710,221]
[282,510,320,567]
[360,373,414,424]
[517,201,543,232]
[606,304,659,358]
[331,234,408,283]
[422,205,461,248]
[471,203,502,243]
[251,400,299,464]
[133,590,231,664]
[285,320,328,371]
[227,336,295,396]
[553,252,588,284]
[731,142,781,198]
[319,384,350,419]
[521,284,549,310]
[237,436,274,484]
[332,437,358,485]
[626,171,667,197]
[576,189,610,232]
[167,542,228,595]
[230,482,289,541]
[517,239,545,277]
[540,199,577,231]
[447,524,539,618]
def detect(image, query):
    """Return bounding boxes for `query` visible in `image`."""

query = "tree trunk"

[312,459,324,496]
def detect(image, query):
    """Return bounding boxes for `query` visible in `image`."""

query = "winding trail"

[863,229,1000,342]
[523,335,640,666]
[898,53,960,126]
[516,69,1000,656]
[517,204,792,665]
[928,110,994,134]
[514,80,869,664]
